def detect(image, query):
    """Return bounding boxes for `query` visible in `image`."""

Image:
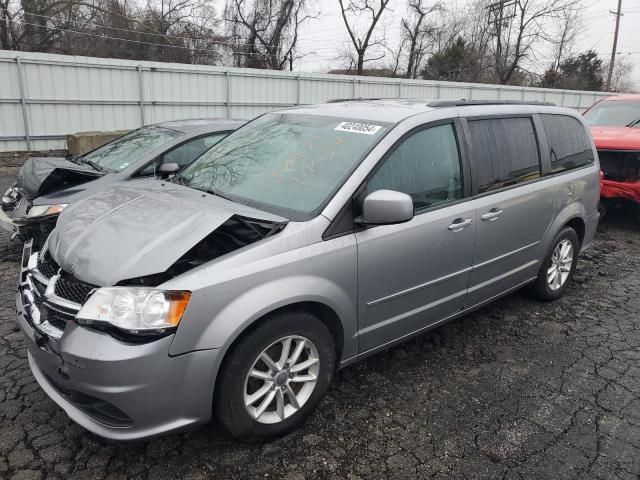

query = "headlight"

[77,287,191,334]
[2,185,20,206]
[27,204,67,218]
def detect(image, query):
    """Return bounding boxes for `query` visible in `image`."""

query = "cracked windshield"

[176,113,389,217]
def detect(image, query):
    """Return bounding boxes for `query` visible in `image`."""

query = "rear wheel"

[532,227,579,301]
[215,310,335,441]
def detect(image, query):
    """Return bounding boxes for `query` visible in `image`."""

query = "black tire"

[532,226,579,302]
[215,310,335,441]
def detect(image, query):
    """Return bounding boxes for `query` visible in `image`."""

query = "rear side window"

[367,123,462,210]
[541,114,594,173]
[468,117,540,193]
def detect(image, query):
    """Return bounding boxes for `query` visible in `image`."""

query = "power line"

[18,21,279,56]
[9,9,367,50]
[17,11,237,45]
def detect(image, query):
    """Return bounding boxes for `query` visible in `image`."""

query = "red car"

[583,95,640,204]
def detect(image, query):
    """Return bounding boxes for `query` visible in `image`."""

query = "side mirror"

[157,162,180,178]
[359,189,414,225]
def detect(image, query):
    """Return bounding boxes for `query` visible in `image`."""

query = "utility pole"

[487,0,516,83]
[606,0,623,91]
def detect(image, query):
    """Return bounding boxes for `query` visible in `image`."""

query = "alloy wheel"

[243,335,320,424]
[547,239,574,291]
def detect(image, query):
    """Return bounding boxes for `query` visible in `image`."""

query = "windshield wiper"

[173,175,189,186]
[626,118,640,128]
[79,158,106,172]
[67,155,83,165]
[205,187,233,202]
[172,177,232,201]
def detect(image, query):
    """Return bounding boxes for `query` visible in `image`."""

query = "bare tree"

[401,0,440,78]
[549,4,581,71]
[383,36,406,77]
[0,0,20,49]
[487,0,583,84]
[8,0,225,64]
[606,56,637,93]
[225,0,314,70]
[421,1,493,83]
[338,0,391,75]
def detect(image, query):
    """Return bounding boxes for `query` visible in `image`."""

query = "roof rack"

[427,100,556,107]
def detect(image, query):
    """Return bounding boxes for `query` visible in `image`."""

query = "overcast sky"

[294,0,640,89]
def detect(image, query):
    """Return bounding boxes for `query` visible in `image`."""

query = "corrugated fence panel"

[233,74,298,105]
[0,60,21,99]
[0,104,26,151]
[146,104,229,123]
[355,80,399,99]
[300,77,352,103]
[0,50,614,152]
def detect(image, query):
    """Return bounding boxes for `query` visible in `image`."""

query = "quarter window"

[468,117,540,193]
[541,114,594,173]
[367,124,463,210]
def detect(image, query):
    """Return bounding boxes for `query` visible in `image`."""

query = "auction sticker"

[334,122,382,135]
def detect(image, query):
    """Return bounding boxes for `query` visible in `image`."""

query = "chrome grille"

[37,251,59,279]
[54,274,94,305]
[40,305,74,331]
[22,249,84,340]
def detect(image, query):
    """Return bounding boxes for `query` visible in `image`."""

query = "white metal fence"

[0,50,612,152]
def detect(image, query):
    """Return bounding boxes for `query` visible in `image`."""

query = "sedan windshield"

[82,125,183,171]
[583,100,640,127]
[176,113,390,219]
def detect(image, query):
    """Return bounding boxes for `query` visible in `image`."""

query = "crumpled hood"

[590,126,640,151]
[47,181,286,286]
[17,156,103,200]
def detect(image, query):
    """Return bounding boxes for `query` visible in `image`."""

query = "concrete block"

[66,130,130,156]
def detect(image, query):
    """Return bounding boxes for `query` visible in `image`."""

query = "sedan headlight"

[27,204,67,218]
[2,185,19,205]
[77,287,191,334]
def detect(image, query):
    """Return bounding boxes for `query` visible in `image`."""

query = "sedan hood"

[47,181,286,286]
[590,126,640,151]
[17,156,103,200]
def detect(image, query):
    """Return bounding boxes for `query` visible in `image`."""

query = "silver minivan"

[17,100,600,441]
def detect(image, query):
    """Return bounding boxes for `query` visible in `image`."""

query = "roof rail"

[427,99,556,107]
[326,97,383,103]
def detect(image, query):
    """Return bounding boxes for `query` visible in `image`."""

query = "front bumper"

[16,245,220,440]
[0,197,57,245]
[0,207,17,233]
[601,179,640,203]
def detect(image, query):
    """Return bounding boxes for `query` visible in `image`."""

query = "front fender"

[170,275,357,357]
[193,275,355,355]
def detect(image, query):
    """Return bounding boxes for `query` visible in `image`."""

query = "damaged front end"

[1,157,102,242]
[23,214,285,342]
[119,216,286,287]
[599,150,640,203]
[18,157,103,201]
[0,183,55,244]
[1,193,65,246]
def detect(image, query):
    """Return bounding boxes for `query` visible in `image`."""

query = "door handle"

[447,218,473,232]
[481,208,503,222]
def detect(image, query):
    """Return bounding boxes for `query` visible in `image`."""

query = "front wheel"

[215,311,335,441]
[532,226,579,301]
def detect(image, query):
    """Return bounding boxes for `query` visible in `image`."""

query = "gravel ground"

[1,164,639,480]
